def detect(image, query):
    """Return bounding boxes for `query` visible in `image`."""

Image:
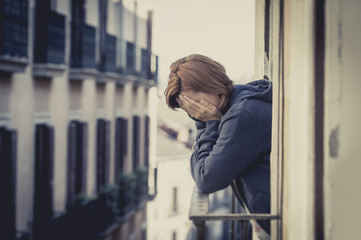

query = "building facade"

[0,0,158,239]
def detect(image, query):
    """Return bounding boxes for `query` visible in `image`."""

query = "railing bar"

[230,193,235,240]
[190,214,279,221]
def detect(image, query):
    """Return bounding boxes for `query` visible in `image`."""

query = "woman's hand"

[177,95,221,122]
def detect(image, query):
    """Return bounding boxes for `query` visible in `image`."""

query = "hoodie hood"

[228,79,272,108]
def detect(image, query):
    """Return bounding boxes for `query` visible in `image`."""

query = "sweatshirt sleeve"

[190,108,260,193]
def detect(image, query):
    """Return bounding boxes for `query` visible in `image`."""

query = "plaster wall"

[324,1,361,239]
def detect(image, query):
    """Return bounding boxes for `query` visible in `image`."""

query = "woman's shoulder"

[222,98,271,124]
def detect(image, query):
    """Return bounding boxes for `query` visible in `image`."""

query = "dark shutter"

[67,121,88,204]
[33,124,54,240]
[132,116,140,170]
[144,115,150,167]
[71,0,85,66]
[126,42,135,73]
[122,118,128,161]
[104,120,110,185]
[115,117,128,182]
[80,122,88,194]
[75,121,84,194]
[96,119,104,191]
[0,127,17,239]
[114,118,121,182]
[96,119,110,192]
[98,0,108,71]
[66,121,77,204]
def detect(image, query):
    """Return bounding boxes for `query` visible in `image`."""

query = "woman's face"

[180,89,221,108]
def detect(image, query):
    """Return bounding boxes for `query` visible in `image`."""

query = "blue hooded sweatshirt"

[190,79,272,233]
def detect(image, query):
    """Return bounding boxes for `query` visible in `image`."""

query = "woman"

[164,54,272,235]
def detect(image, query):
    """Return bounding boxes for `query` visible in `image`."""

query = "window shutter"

[33,124,54,239]
[144,115,150,167]
[67,121,88,203]
[66,121,77,204]
[122,118,128,163]
[96,119,111,191]
[81,122,88,194]
[0,128,17,239]
[96,119,104,191]
[47,125,55,215]
[114,118,120,182]
[104,120,110,185]
[75,121,83,194]
[132,116,140,170]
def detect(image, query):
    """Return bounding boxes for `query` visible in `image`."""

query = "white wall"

[107,0,119,35]
[86,0,99,26]
[123,7,135,43]
[324,0,361,239]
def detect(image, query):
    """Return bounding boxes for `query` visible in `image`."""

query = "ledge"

[0,55,29,73]
[33,63,66,78]
[96,71,121,83]
[69,68,98,80]
[189,186,279,222]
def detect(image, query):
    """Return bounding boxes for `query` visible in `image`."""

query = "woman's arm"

[190,108,260,193]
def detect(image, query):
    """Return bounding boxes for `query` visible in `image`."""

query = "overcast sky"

[151,0,256,90]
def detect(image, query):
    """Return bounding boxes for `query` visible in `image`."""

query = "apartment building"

[0,0,158,239]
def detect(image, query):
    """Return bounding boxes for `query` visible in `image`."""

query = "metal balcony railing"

[98,33,116,72]
[70,23,96,69]
[34,10,65,64]
[0,0,28,58]
[116,39,158,83]
[189,187,279,240]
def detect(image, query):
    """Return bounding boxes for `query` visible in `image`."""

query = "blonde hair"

[164,54,234,112]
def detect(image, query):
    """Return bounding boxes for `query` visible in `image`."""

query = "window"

[126,42,135,73]
[67,120,88,203]
[98,0,108,70]
[141,48,149,78]
[96,119,110,192]
[0,0,29,58]
[34,0,66,64]
[114,117,128,182]
[144,115,150,167]
[105,34,116,72]
[132,115,140,170]
[32,124,54,240]
[0,127,17,239]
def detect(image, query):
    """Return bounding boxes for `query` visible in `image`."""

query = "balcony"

[71,23,96,69]
[98,33,116,73]
[0,0,29,73]
[69,23,98,80]
[116,39,158,86]
[42,167,150,240]
[96,33,117,82]
[33,10,66,77]
[189,187,279,239]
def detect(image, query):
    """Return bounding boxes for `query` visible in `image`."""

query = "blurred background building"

[0,0,158,239]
